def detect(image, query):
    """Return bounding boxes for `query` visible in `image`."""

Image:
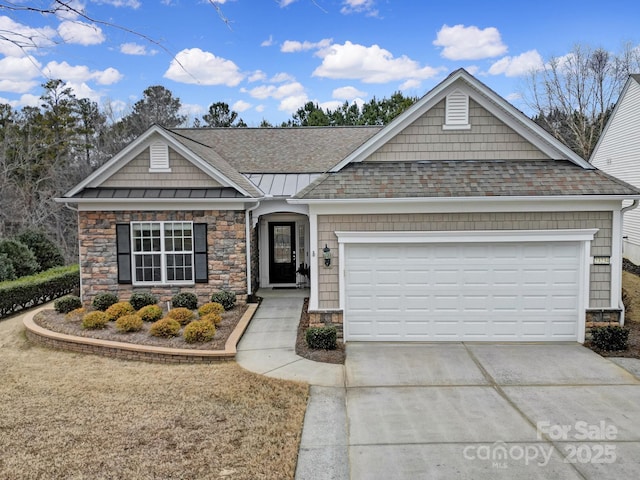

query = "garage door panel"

[345,241,581,342]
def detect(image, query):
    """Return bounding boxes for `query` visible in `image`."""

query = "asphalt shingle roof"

[295,160,640,199]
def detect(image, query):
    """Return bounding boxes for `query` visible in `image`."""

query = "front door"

[269,222,296,284]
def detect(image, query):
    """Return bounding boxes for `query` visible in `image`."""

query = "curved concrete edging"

[23,303,259,364]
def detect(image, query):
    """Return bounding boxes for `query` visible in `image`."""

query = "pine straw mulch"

[294,298,345,364]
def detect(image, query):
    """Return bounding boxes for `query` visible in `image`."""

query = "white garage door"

[345,242,581,341]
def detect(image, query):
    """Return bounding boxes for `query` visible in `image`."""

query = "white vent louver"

[444,90,470,129]
[149,142,170,171]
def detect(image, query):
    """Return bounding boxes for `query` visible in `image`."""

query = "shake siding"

[316,211,612,309]
[591,79,640,248]
[365,99,551,161]
[101,148,222,188]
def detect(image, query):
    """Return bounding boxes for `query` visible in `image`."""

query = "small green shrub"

[210,291,236,311]
[149,317,181,337]
[105,301,135,321]
[198,302,225,317]
[183,319,216,343]
[0,239,40,278]
[200,312,222,325]
[17,229,65,271]
[167,307,195,325]
[172,292,198,310]
[54,295,82,314]
[591,325,630,351]
[82,311,109,329]
[115,314,144,333]
[138,304,163,322]
[0,252,16,281]
[92,292,119,311]
[129,292,158,311]
[305,326,337,350]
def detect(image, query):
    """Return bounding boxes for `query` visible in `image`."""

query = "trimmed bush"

[198,302,225,317]
[65,307,85,322]
[172,292,198,310]
[591,325,630,351]
[105,301,135,322]
[149,317,181,338]
[200,312,223,326]
[82,311,109,329]
[115,314,144,333]
[167,307,195,325]
[138,304,163,322]
[129,292,158,311]
[17,229,65,272]
[210,291,236,311]
[183,319,216,343]
[92,292,119,311]
[0,239,40,278]
[0,252,16,282]
[54,295,82,314]
[305,326,337,350]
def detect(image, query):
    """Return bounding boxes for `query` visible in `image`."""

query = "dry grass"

[0,310,309,480]
[623,270,640,323]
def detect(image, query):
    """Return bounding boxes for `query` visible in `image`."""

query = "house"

[58,69,640,343]
[590,74,640,264]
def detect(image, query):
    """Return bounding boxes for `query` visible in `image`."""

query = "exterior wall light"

[323,244,331,267]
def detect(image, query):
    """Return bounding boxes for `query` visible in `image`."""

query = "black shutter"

[116,224,132,284]
[193,223,208,283]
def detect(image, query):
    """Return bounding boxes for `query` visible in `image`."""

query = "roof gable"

[330,69,593,172]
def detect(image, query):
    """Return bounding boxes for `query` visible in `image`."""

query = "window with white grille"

[149,142,170,171]
[444,90,470,130]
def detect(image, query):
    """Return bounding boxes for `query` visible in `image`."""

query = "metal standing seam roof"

[244,173,323,197]
[73,187,247,199]
[294,160,640,200]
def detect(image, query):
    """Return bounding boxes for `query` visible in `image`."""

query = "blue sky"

[1,0,639,126]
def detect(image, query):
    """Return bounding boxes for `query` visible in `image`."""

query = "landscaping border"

[23,303,258,364]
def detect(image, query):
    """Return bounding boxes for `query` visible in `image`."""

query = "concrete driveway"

[345,343,640,479]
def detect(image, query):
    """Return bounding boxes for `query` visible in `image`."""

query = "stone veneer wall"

[78,210,247,306]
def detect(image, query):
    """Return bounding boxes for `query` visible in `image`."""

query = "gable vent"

[444,90,470,130]
[149,142,170,172]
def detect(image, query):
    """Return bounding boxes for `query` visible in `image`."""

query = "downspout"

[619,200,639,325]
[245,201,262,297]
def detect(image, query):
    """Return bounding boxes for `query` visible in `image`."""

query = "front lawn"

[0,311,308,479]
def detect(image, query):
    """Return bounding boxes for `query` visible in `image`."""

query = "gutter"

[619,200,640,325]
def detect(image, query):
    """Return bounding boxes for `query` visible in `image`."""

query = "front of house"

[58,69,640,344]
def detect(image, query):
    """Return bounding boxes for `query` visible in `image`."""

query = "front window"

[131,221,193,284]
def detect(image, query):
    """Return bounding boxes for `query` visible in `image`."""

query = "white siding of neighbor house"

[591,78,640,263]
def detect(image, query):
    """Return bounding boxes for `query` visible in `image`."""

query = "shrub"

[105,301,135,321]
[183,319,216,343]
[167,307,195,325]
[65,307,86,322]
[54,295,82,314]
[115,314,144,333]
[210,291,236,311]
[129,292,158,311]
[92,292,119,311]
[149,317,181,337]
[82,311,109,329]
[172,292,198,310]
[0,239,40,278]
[17,229,65,272]
[305,326,337,350]
[0,253,16,282]
[198,302,225,317]
[200,312,223,325]
[138,304,163,322]
[591,325,630,351]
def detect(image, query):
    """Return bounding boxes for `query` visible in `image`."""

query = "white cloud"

[279,0,297,6]
[465,65,480,75]
[17,93,41,108]
[0,16,56,56]
[42,61,123,85]
[65,82,101,102]
[0,56,42,93]
[318,100,343,111]
[281,38,332,53]
[248,70,267,82]
[232,100,252,112]
[341,0,378,16]
[246,81,308,113]
[489,50,544,77]
[313,41,443,84]
[96,0,141,8]
[270,72,295,83]
[55,0,86,20]
[506,92,522,101]
[179,103,205,118]
[433,24,507,60]
[279,94,308,113]
[399,78,421,90]
[332,85,367,100]
[58,20,105,45]
[261,35,274,47]
[120,42,156,56]
[164,48,244,86]
[255,104,265,113]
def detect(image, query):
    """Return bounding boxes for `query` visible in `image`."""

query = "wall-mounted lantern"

[323,244,332,267]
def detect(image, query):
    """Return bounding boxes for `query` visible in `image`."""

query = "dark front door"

[269,222,296,284]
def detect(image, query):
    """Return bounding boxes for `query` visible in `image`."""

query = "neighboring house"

[58,69,640,344]
[591,74,640,264]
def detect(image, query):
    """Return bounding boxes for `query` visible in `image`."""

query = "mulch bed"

[295,297,345,364]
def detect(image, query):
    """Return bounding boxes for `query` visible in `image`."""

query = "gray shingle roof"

[295,160,640,199]
[169,126,382,173]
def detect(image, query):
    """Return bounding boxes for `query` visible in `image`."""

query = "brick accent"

[308,310,344,338]
[586,309,622,324]
[78,210,247,307]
